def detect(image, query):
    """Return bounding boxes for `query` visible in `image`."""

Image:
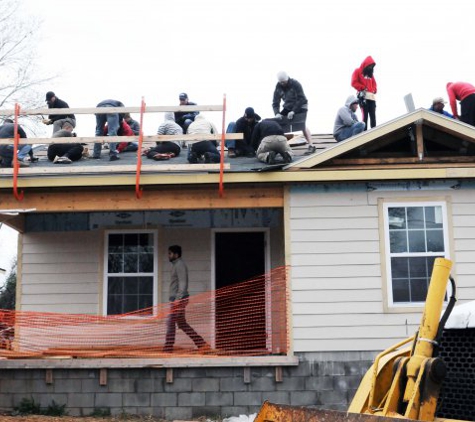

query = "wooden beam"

[166,368,174,383]
[0,214,25,233]
[0,105,225,116]
[0,163,230,176]
[0,186,284,212]
[99,368,108,386]
[0,133,243,145]
[416,122,424,160]
[329,156,475,165]
[243,367,251,384]
[45,369,53,384]
[275,366,283,382]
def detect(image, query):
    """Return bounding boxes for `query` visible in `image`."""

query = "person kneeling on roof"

[47,121,84,164]
[251,119,293,165]
[186,114,221,164]
[333,95,365,142]
[0,119,37,168]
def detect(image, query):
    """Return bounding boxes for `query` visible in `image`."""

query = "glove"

[287,111,295,120]
[42,119,52,125]
[275,113,283,120]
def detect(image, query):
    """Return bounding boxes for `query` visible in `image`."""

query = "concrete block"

[205,367,234,378]
[0,393,12,408]
[53,378,82,393]
[275,377,305,391]
[177,368,206,378]
[135,378,154,393]
[151,392,177,407]
[192,405,221,419]
[192,378,219,392]
[249,376,276,392]
[82,378,104,393]
[305,376,333,391]
[94,393,123,408]
[262,391,290,404]
[150,405,166,418]
[344,361,372,376]
[234,392,263,406]
[319,389,347,406]
[290,390,318,406]
[163,378,191,392]
[334,375,364,391]
[178,392,205,406]
[221,406,250,418]
[205,392,233,406]
[108,378,135,393]
[123,393,150,407]
[67,393,94,408]
[220,376,248,392]
[284,361,312,377]
[320,362,346,377]
[37,393,68,408]
[165,406,193,420]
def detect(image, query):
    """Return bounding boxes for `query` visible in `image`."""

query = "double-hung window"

[383,202,449,306]
[104,231,157,315]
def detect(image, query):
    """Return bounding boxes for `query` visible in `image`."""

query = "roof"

[2,108,475,190]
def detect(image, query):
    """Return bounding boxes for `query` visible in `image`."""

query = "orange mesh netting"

[0,266,289,359]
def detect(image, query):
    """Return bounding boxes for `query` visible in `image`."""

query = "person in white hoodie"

[186,114,220,163]
[333,95,365,142]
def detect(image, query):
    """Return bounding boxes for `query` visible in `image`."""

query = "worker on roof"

[123,113,140,135]
[251,118,293,165]
[351,56,377,130]
[175,93,199,135]
[186,114,220,164]
[0,119,37,168]
[43,91,76,134]
[226,107,260,158]
[47,121,84,164]
[93,99,125,161]
[272,71,314,154]
[446,82,475,125]
[428,97,453,118]
[145,112,182,161]
[333,95,365,142]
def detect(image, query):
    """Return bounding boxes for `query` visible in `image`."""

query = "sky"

[1,0,475,285]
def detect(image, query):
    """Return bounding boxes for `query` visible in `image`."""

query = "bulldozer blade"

[254,401,415,422]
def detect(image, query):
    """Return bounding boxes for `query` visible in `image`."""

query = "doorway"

[214,231,268,352]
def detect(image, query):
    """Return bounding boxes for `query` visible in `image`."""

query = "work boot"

[266,151,277,165]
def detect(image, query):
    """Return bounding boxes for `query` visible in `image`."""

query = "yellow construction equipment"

[255,258,473,422]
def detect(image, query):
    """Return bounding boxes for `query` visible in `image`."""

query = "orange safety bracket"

[135,97,146,199]
[219,94,226,198]
[12,103,24,202]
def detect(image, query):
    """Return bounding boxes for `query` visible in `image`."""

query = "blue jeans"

[188,141,220,163]
[94,108,120,158]
[225,121,236,150]
[335,122,365,142]
[0,144,32,167]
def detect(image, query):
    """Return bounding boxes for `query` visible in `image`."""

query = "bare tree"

[0,0,53,134]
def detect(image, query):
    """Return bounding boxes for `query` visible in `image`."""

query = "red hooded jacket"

[351,56,377,94]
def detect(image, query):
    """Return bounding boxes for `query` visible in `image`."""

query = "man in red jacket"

[446,82,475,126]
[351,56,377,130]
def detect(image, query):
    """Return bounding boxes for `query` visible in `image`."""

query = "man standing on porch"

[163,245,207,353]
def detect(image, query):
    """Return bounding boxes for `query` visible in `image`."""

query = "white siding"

[20,231,100,314]
[290,183,475,353]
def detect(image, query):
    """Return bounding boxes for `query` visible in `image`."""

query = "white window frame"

[383,201,450,308]
[102,229,158,316]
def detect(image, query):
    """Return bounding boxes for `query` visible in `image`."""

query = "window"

[383,202,449,306]
[104,231,157,315]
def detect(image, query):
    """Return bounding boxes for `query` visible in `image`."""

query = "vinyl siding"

[289,182,475,353]
[20,231,100,314]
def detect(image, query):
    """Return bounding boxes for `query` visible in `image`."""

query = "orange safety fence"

[0,266,289,359]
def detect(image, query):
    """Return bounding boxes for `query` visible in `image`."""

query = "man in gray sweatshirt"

[163,245,207,353]
[333,95,365,142]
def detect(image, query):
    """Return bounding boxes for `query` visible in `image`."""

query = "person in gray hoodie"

[333,95,365,142]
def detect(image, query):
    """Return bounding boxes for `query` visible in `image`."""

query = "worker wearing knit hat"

[272,71,314,153]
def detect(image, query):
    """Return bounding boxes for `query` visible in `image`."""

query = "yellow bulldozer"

[256,258,473,422]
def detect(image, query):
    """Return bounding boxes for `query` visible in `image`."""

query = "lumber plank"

[0,105,224,116]
[0,163,230,175]
[416,122,424,160]
[0,133,243,145]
